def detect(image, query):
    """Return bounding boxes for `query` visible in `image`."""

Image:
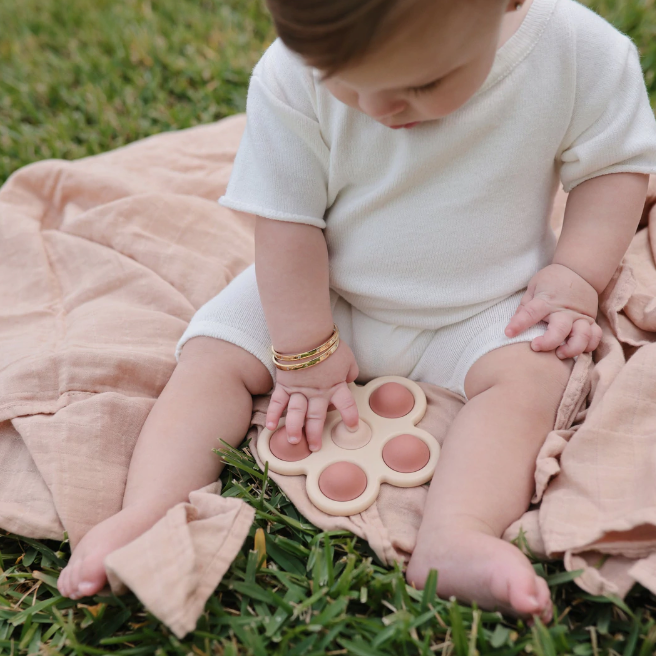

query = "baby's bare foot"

[406,528,552,622]
[57,504,163,600]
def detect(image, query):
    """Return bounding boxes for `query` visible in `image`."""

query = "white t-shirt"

[219,0,656,331]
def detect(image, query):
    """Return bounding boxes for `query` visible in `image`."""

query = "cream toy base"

[256,375,440,516]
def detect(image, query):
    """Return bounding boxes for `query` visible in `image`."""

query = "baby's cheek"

[324,80,359,110]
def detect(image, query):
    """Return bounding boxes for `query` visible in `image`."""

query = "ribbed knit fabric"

[219,0,656,331]
[176,264,547,397]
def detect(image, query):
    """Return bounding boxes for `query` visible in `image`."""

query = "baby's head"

[266,0,523,127]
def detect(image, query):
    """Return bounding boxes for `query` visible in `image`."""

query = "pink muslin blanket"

[2,113,656,636]
[0,116,256,637]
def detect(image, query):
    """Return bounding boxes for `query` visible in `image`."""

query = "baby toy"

[257,376,440,516]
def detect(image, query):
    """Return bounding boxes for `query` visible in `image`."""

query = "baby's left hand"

[505,263,603,359]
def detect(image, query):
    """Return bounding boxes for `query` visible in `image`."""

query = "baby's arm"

[554,173,649,292]
[506,172,650,357]
[255,216,360,449]
[255,216,334,353]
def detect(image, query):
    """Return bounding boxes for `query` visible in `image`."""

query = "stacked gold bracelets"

[271,324,340,371]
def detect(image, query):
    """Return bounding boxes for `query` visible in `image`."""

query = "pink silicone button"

[319,462,367,502]
[269,426,312,462]
[382,434,430,473]
[369,382,415,418]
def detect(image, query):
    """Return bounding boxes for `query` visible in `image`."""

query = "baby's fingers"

[531,312,573,352]
[331,383,359,431]
[585,323,603,353]
[285,393,308,444]
[555,319,591,359]
[304,396,329,452]
[266,385,290,430]
[505,297,551,337]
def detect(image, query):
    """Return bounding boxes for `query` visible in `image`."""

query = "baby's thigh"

[410,291,549,398]
[175,264,275,392]
[179,337,273,396]
[464,342,573,420]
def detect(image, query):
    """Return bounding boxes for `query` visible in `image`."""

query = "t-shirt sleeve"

[219,40,329,229]
[559,9,656,193]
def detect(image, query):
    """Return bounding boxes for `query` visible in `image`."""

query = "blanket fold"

[105,483,255,639]
[2,113,656,636]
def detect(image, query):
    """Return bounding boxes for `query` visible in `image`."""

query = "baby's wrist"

[271,321,335,357]
[548,262,599,295]
[272,323,339,372]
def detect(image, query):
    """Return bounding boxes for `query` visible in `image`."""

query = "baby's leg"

[406,342,572,621]
[57,337,272,599]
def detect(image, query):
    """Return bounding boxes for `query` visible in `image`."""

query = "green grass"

[1,0,656,654]
[1,0,655,184]
[2,446,656,656]
[0,0,275,183]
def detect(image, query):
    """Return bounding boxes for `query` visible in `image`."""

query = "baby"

[58,0,656,621]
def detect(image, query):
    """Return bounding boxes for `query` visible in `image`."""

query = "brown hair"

[265,0,430,76]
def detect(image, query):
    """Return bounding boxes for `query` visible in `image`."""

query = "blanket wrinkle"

[105,483,255,639]
[2,114,656,636]
[530,350,592,506]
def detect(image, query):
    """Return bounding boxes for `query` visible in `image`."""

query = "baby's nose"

[357,92,407,120]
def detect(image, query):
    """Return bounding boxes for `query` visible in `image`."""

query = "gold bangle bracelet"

[273,337,340,371]
[271,324,339,362]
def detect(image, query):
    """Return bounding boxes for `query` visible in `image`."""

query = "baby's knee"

[178,337,273,395]
[466,342,573,417]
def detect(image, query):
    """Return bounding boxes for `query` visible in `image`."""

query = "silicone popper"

[257,375,440,516]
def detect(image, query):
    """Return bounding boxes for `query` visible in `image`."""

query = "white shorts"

[176,264,547,399]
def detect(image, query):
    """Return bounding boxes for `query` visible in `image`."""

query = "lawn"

[1,0,656,654]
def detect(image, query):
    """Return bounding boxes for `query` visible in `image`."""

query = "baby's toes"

[57,566,71,597]
[77,553,109,598]
[67,558,86,599]
[505,567,547,617]
[536,577,553,623]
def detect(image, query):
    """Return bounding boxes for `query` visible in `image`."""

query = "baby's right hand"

[265,340,360,452]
